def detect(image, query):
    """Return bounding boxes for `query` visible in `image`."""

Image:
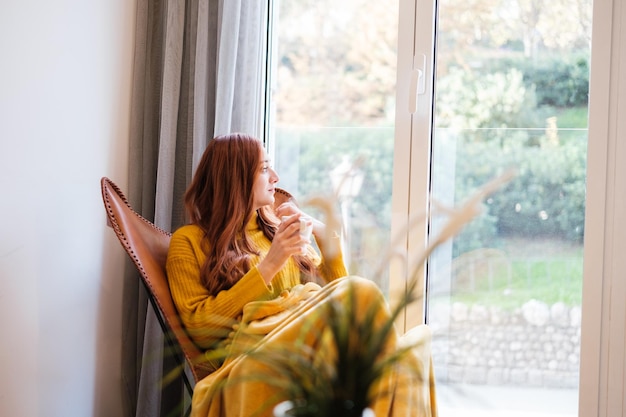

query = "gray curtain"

[123,0,267,415]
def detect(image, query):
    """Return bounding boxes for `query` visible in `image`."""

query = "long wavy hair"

[184,133,318,295]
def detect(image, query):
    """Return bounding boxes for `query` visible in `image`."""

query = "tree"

[274,0,398,126]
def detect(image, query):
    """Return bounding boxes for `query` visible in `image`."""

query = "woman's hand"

[274,201,301,219]
[273,200,342,264]
[275,202,324,239]
[256,213,310,284]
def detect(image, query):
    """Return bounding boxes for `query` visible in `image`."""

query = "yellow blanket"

[190,277,437,417]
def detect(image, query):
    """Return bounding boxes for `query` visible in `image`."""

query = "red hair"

[184,133,317,295]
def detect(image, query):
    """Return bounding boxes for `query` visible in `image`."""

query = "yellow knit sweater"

[166,213,347,350]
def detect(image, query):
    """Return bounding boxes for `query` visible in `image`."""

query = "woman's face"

[252,149,279,210]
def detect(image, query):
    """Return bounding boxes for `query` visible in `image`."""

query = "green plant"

[234,170,516,417]
[248,282,420,417]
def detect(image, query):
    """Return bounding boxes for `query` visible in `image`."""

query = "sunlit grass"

[447,239,584,310]
[546,105,588,128]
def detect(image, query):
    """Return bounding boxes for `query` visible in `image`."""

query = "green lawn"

[446,238,584,310]
[546,106,588,128]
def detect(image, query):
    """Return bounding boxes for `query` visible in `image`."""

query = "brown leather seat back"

[274,187,296,207]
[101,177,212,382]
[101,177,297,383]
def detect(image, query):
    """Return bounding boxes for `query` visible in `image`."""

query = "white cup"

[282,216,313,254]
[299,217,313,253]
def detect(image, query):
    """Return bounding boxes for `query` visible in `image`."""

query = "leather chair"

[100,177,296,389]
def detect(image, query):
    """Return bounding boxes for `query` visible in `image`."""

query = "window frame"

[578,0,626,414]
[262,0,626,414]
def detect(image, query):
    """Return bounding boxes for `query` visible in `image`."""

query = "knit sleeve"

[166,227,273,350]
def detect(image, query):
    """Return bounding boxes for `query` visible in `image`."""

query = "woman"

[166,133,434,417]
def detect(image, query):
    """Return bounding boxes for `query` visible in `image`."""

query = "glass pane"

[269,0,399,294]
[427,0,592,415]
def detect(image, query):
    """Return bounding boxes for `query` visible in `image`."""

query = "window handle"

[409,54,426,114]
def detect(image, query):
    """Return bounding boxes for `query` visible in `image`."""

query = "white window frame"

[389,0,437,331]
[578,0,626,415]
[395,0,626,414]
[263,0,626,414]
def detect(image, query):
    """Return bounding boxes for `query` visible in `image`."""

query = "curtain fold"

[214,0,266,137]
[124,0,268,415]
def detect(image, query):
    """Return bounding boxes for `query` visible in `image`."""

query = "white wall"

[0,1,135,416]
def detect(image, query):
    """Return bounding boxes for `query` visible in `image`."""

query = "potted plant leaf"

[225,169,517,417]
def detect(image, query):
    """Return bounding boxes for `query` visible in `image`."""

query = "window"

[266,0,595,415]
[418,0,591,414]
[265,0,400,293]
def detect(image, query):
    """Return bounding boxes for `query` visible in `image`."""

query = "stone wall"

[430,299,581,388]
